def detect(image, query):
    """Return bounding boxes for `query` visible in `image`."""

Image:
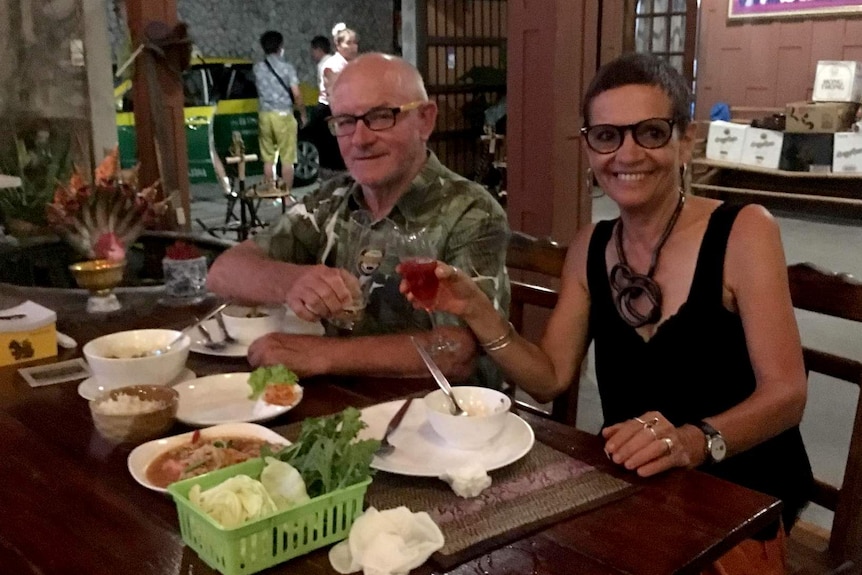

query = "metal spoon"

[196,322,226,351]
[410,336,468,416]
[214,312,238,344]
[147,302,229,356]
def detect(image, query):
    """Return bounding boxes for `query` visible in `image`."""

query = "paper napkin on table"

[329,506,444,575]
[440,463,492,498]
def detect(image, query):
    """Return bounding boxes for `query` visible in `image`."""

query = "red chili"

[191,429,201,444]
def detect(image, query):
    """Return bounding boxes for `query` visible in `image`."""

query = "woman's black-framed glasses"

[327,101,425,137]
[580,118,676,154]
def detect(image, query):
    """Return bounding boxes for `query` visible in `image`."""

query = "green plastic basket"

[168,459,370,575]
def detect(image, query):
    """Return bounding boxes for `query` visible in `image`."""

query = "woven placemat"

[365,440,636,569]
[272,419,637,570]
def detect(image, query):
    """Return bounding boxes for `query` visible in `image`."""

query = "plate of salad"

[174,365,303,427]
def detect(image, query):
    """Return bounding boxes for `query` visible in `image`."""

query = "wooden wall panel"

[696,0,862,119]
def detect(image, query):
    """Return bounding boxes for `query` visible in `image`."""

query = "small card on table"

[19,358,91,388]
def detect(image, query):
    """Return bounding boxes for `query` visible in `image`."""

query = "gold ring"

[663,437,673,454]
[634,417,647,425]
[645,417,659,429]
[647,426,658,440]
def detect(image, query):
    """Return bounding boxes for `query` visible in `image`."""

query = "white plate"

[127,422,290,493]
[77,368,196,401]
[189,320,248,357]
[359,399,535,477]
[188,315,325,357]
[174,372,303,427]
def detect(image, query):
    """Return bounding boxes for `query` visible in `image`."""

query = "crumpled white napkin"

[329,506,444,575]
[439,463,492,498]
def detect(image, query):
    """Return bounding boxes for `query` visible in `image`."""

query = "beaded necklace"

[609,190,686,328]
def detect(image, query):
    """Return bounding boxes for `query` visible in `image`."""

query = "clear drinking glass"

[396,225,459,354]
[329,210,393,332]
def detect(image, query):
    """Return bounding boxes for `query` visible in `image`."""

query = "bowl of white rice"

[89,385,179,443]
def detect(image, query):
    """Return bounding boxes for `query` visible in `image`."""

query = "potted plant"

[0,130,72,236]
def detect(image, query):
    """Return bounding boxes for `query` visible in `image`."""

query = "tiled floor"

[190,183,860,531]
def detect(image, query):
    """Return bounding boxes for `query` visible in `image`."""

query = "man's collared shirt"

[253,54,299,112]
[254,152,511,385]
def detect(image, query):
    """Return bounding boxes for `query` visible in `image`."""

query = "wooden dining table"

[0,283,782,575]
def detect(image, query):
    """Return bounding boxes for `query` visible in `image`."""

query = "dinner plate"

[359,399,535,477]
[76,368,196,401]
[127,422,290,493]
[174,372,303,427]
[188,315,325,357]
[189,320,248,357]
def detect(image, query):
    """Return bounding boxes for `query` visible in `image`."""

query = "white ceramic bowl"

[221,305,285,345]
[424,386,512,449]
[83,329,190,390]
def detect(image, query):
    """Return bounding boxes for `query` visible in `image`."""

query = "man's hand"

[247,333,331,377]
[285,264,359,321]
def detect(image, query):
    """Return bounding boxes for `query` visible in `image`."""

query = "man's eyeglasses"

[580,118,676,154]
[327,101,426,137]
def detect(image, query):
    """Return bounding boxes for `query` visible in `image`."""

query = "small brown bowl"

[89,385,179,444]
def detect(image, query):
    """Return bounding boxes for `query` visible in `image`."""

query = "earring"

[585,167,594,196]
[679,163,690,195]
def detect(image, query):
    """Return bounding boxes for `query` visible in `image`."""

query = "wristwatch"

[698,420,727,464]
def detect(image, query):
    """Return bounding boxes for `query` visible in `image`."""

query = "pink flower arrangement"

[46,148,172,261]
[165,240,202,260]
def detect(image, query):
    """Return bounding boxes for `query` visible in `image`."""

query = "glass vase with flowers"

[161,240,209,305]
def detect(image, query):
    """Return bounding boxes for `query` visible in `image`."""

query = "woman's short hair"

[582,53,692,132]
[260,30,283,55]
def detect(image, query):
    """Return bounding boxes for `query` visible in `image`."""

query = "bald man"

[207,53,510,385]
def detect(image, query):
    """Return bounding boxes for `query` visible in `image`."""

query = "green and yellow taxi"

[115,56,321,187]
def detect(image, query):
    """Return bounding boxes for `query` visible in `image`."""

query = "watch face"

[709,436,727,462]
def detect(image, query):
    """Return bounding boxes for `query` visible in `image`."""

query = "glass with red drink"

[396,225,458,353]
[399,258,439,308]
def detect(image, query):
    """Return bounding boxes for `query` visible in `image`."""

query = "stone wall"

[106,0,394,85]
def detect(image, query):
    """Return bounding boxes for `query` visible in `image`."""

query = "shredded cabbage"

[189,474,277,528]
[260,457,310,510]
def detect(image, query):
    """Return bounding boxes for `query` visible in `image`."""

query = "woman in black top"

[401,53,812,574]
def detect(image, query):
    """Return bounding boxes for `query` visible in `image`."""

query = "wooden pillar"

[506,0,599,244]
[125,0,190,230]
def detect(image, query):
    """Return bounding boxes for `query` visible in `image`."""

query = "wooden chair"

[786,262,862,575]
[505,231,578,425]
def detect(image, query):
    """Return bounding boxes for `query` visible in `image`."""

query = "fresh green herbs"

[266,407,380,498]
[247,365,299,400]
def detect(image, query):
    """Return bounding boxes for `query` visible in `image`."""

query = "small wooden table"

[0,284,782,575]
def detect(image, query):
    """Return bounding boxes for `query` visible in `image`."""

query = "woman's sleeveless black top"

[586,203,813,536]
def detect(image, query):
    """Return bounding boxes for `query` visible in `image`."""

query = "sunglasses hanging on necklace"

[609,189,686,328]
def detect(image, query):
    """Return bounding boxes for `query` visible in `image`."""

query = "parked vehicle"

[115,57,320,187]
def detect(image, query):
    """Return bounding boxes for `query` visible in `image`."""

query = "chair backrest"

[788,262,862,565]
[505,231,577,424]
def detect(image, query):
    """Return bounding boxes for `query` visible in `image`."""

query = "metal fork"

[375,397,414,457]
[214,312,239,344]
[196,321,227,351]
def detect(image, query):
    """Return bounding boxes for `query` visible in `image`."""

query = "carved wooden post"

[125,0,190,230]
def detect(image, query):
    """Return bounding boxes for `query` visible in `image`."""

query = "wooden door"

[419,0,508,178]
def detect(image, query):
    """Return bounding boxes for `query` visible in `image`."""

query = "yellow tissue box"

[0,301,58,367]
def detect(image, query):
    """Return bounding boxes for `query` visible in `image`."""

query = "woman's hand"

[602,412,695,477]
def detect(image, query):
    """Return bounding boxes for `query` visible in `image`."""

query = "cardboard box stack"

[706,61,862,172]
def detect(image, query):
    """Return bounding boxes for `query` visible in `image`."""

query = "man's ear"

[417,101,438,142]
